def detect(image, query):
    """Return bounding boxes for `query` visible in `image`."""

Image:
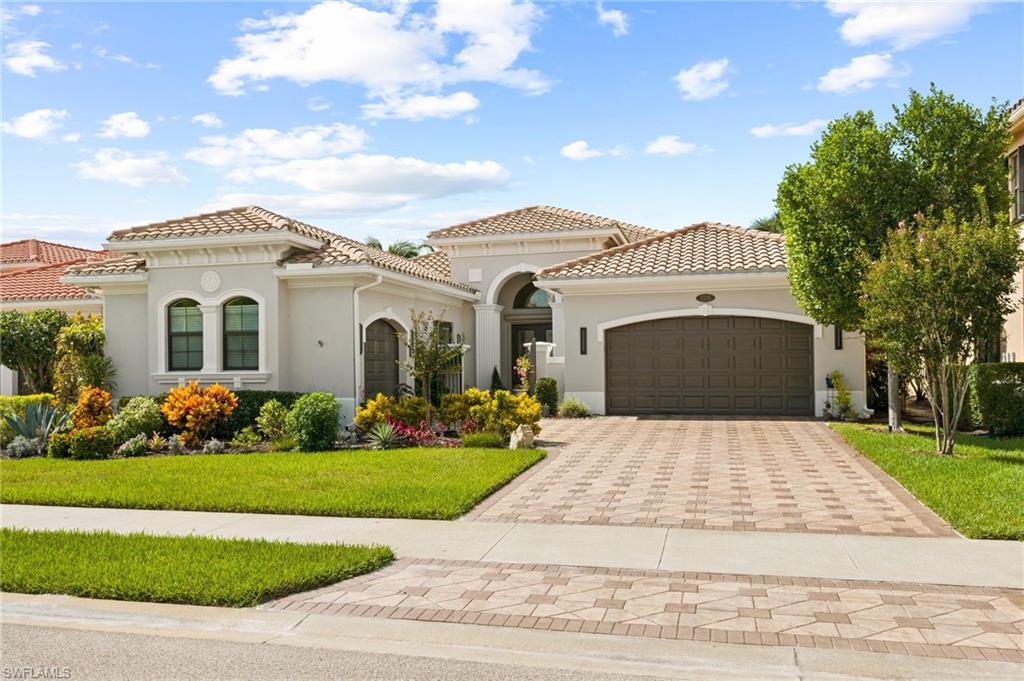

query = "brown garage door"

[605,316,813,415]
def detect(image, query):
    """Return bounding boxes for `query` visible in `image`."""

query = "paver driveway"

[470,417,953,537]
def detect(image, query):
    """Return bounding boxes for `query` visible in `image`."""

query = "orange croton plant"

[160,381,238,446]
[71,386,112,430]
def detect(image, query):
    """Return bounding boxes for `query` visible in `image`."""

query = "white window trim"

[156,288,267,375]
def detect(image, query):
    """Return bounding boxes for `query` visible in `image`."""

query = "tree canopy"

[0,308,69,393]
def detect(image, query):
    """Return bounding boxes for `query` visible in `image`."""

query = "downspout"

[352,275,384,414]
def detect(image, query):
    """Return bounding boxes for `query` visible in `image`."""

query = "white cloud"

[208,0,549,118]
[21,5,42,16]
[362,91,480,120]
[560,140,603,160]
[4,40,66,77]
[307,96,332,112]
[98,112,151,138]
[817,53,907,94]
[673,58,729,101]
[204,154,510,215]
[62,132,81,143]
[1,108,68,138]
[186,123,369,167]
[191,113,224,128]
[826,1,985,51]
[75,149,187,187]
[749,118,828,138]
[644,135,696,156]
[596,2,629,37]
[94,46,159,69]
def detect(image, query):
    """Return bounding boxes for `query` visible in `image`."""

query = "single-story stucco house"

[63,205,867,421]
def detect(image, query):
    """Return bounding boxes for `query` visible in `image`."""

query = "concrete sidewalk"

[3,592,1019,680]
[3,504,1021,588]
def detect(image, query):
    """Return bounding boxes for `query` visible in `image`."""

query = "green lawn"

[831,423,1024,540]
[0,528,392,607]
[0,447,544,519]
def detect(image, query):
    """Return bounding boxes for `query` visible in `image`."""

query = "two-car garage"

[604,315,814,416]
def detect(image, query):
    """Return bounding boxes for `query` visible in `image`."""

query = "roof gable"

[537,223,788,280]
[426,205,661,242]
[107,205,336,244]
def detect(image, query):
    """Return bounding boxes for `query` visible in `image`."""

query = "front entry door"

[364,319,399,398]
[510,323,552,388]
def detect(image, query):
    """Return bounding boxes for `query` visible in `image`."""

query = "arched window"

[223,297,259,370]
[168,299,203,371]
[513,282,550,309]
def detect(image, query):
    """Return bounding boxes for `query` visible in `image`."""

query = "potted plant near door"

[514,355,532,395]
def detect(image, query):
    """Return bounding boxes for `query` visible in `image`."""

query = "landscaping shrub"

[255,399,288,440]
[146,433,167,453]
[116,433,147,458]
[471,390,541,437]
[67,426,115,460]
[460,432,505,448]
[7,436,42,458]
[230,426,262,448]
[0,394,56,446]
[2,398,68,449]
[388,418,447,447]
[969,363,1024,435]
[269,436,296,452]
[212,390,304,440]
[438,388,491,426]
[53,314,115,405]
[534,378,558,415]
[47,433,70,459]
[203,438,227,454]
[365,421,404,450]
[107,396,162,444]
[557,396,590,418]
[286,392,339,452]
[71,387,112,430]
[161,382,238,446]
[354,393,427,432]
[490,367,504,391]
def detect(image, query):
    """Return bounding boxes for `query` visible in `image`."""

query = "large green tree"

[861,204,1022,454]
[777,85,1011,428]
[0,308,69,393]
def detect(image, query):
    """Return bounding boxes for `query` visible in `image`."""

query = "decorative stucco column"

[473,303,503,387]
[199,304,220,373]
[549,299,565,357]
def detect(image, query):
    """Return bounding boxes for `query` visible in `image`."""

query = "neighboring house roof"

[0,259,100,302]
[411,250,452,279]
[537,223,788,280]
[426,205,661,242]
[70,205,474,294]
[0,239,104,266]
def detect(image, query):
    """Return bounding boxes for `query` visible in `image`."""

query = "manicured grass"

[0,447,545,519]
[0,528,392,607]
[831,423,1024,540]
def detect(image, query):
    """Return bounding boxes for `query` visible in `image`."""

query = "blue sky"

[2,1,1020,248]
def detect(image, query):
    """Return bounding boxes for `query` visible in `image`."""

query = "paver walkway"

[266,558,1024,663]
[472,417,954,537]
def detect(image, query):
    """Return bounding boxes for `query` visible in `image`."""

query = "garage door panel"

[606,315,813,416]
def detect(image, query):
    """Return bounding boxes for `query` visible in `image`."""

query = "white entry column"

[473,303,503,387]
[550,298,565,357]
[199,304,220,373]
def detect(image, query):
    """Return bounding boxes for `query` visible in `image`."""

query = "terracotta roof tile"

[411,250,452,279]
[64,255,147,276]
[426,206,660,242]
[107,205,338,244]
[537,223,788,280]
[0,239,103,265]
[0,259,99,302]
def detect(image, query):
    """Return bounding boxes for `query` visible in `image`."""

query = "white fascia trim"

[104,232,323,253]
[596,306,816,342]
[536,270,790,294]
[275,264,480,301]
[427,228,620,247]
[62,273,148,287]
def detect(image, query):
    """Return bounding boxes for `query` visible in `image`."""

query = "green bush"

[969,363,1024,435]
[557,396,590,418]
[354,394,427,431]
[107,396,163,444]
[460,431,505,448]
[255,400,288,440]
[47,432,71,459]
[534,378,558,415]
[285,392,339,452]
[116,433,148,458]
[0,394,55,447]
[230,426,262,448]
[209,390,305,440]
[67,426,115,460]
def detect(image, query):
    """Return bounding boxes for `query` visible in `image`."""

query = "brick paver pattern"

[265,559,1024,663]
[471,417,954,537]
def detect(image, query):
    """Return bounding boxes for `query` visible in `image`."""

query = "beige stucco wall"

[1004,115,1024,361]
[551,280,867,417]
[103,292,149,398]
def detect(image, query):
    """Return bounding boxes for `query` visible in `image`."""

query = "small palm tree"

[364,238,432,259]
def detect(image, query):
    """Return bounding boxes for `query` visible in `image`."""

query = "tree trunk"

[887,365,902,432]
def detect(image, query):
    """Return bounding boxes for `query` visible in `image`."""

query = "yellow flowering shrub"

[354,393,427,431]
[438,387,491,426]
[161,382,238,446]
[469,390,541,437]
[71,386,112,430]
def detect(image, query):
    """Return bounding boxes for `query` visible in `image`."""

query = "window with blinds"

[223,297,259,370]
[168,299,203,371]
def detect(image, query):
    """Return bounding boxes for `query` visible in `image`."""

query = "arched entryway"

[364,319,400,398]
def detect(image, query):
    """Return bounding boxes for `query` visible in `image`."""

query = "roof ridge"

[0,237,102,251]
[426,206,539,238]
[537,222,711,277]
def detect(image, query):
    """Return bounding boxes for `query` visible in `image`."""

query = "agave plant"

[4,401,70,444]
[365,421,405,450]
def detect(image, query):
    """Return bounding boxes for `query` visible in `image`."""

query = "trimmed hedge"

[115,390,305,440]
[969,363,1024,436]
[0,394,55,447]
[534,378,558,415]
[286,392,339,452]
